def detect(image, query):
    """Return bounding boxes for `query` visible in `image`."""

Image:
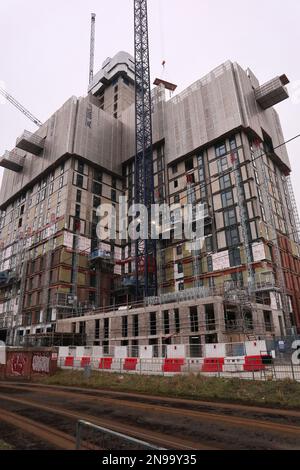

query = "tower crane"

[0,86,42,127]
[134,0,157,299]
[89,13,96,87]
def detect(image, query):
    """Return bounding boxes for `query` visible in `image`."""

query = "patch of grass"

[37,369,300,410]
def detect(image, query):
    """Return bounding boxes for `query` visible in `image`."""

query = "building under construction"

[0,39,300,351]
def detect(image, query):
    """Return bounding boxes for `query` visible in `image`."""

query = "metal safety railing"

[76,420,165,450]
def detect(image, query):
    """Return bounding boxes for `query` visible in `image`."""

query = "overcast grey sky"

[0,0,300,205]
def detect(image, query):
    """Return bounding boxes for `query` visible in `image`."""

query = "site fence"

[76,420,165,450]
[58,357,300,382]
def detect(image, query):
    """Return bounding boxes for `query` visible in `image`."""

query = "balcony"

[16,130,45,155]
[89,249,114,263]
[0,150,24,172]
[255,75,289,110]
[254,274,279,293]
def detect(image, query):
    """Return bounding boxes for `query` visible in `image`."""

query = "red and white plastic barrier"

[163,358,185,373]
[98,358,113,370]
[202,357,225,372]
[123,358,138,371]
[58,341,272,374]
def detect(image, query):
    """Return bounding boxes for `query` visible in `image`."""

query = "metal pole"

[89,13,96,87]
[291,360,295,381]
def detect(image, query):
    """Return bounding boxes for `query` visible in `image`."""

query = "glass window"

[226,227,239,247]
[122,316,128,338]
[207,255,213,272]
[75,204,81,218]
[149,312,157,336]
[176,245,183,256]
[111,189,116,202]
[220,173,231,190]
[229,247,241,267]
[94,170,102,182]
[92,182,102,195]
[217,156,228,173]
[206,236,213,253]
[229,136,237,150]
[224,208,236,227]
[177,261,183,274]
[190,306,199,332]
[221,190,234,208]
[185,159,194,172]
[174,309,180,333]
[77,161,84,175]
[215,141,226,158]
[205,304,215,331]
[132,315,139,337]
[163,311,170,335]
[93,196,101,209]
[76,190,82,203]
[76,174,83,188]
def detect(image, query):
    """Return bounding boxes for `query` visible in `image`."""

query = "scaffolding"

[41,215,56,319]
[252,139,292,332]
[231,151,255,291]
[286,175,300,245]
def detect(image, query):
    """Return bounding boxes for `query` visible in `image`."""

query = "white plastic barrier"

[245,340,267,356]
[223,356,245,372]
[114,346,128,358]
[91,346,103,358]
[58,346,70,358]
[76,346,93,358]
[0,344,5,365]
[110,358,123,372]
[182,358,204,373]
[139,345,153,359]
[140,358,163,374]
[205,343,226,358]
[167,344,185,358]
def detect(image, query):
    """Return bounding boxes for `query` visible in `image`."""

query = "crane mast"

[0,86,41,127]
[89,13,96,86]
[134,0,157,299]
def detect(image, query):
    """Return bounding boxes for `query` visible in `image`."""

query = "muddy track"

[0,387,205,450]
[0,409,76,450]
[3,381,299,419]
[0,382,299,449]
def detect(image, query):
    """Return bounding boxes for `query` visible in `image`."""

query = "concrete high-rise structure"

[0,52,299,352]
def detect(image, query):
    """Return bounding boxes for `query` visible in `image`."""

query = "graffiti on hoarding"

[10,353,27,376]
[32,353,50,373]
